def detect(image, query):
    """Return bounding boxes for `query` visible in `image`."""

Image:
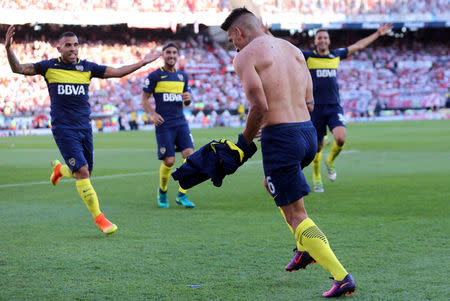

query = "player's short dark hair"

[59,32,77,41]
[315,29,329,36]
[162,42,179,52]
[221,7,255,31]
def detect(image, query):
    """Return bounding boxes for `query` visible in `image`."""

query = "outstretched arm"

[5,25,37,75]
[347,23,392,56]
[103,52,161,78]
[234,53,268,145]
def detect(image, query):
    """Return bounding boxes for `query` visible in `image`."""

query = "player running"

[303,25,391,192]
[141,43,195,209]
[221,8,355,297]
[5,25,160,235]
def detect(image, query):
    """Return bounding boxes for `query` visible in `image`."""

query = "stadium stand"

[253,0,449,15]
[1,0,231,13]
[338,42,448,116]
[3,0,448,15]
[0,15,449,132]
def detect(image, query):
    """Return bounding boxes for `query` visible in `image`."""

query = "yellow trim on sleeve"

[45,69,91,84]
[211,139,244,162]
[306,57,340,69]
[225,140,244,162]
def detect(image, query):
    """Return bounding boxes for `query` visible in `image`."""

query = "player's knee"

[335,137,345,147]
[182,148,194,158]
[163,158,175,167]
[317,141,324,152]
[74,165,90,179]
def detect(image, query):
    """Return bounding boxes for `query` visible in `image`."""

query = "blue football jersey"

[143,67,190,127]
[34,57,106,129]
[302,48,348,105]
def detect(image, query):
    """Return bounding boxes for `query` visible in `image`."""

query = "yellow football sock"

[76,179,101,217]
[159,162,173,192]
[60,165,75,178]
[295,218,348,281]
[178,158,188,194]
[278,207,306,251]
[327,141,344,164]
[296,241,306,252]
[313,151,322,180]
[178,186,187,194]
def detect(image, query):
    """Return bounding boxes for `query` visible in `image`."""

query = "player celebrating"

[303,25,391,192]
[221,8,355,297]
[141,43,195,209]
[5,25,160,235]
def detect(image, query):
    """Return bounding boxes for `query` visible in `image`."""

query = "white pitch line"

[0,171,157,189]
[0,160,263,189]
[0,149,361,189]
[0,158,311,189]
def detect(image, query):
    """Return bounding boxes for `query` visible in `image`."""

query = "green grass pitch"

[0,120,449,300]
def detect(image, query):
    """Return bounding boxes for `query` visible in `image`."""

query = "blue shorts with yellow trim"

[261,121,317,207]
[310,104,345,141]
[155,123,194,159]
[52,128,93,172]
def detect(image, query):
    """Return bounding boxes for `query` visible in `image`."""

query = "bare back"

[239,35,311,127]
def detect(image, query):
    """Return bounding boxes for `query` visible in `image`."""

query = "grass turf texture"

[0,120,449,300]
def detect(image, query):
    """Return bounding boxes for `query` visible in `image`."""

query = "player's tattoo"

[306,101,314,106]
[20,64,37,75]
[6,49,36,75]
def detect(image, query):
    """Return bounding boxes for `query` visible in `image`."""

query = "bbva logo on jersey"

[163,93,182,102]
[316,69,337,78]
[57,84,86,95]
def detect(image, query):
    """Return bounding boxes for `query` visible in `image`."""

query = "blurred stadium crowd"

[2,0,230,13]
[1,28,448,131]
[0,31,248,130]
[255,0,449,15]
[336,42,448,115]
[0,0,449,132]
[3,0,449,15]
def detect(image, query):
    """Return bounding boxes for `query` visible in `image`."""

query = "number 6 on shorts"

[266,176,276,195]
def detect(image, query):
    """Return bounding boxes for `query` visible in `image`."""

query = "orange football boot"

[94,213,118,235]
[50,160,64,185]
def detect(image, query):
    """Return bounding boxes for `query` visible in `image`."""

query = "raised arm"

[347,23,392,56]
[234,53,268,145]
[5,25,37,75]
[103,52,161,78]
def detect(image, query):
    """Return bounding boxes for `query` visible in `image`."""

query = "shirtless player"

[221,8,355,297]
